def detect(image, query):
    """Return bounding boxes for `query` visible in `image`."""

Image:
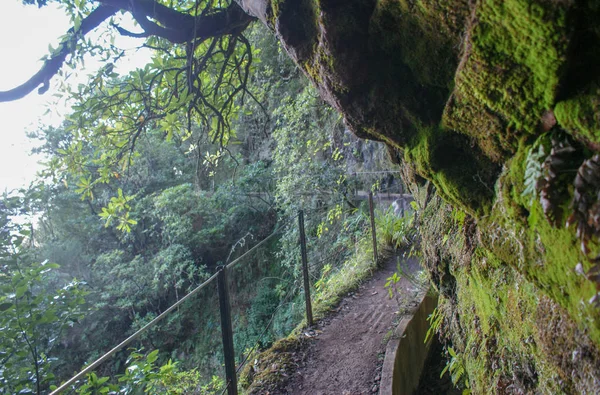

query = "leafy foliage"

[521,141,546,204]
[384,271,401,299]
[73,349,223,394]
[0,213,88,395]
[521,132,579,225]
[440,347,471,394]
[375,207,416,249]
[425,306,444,344]
[1,18,401,393]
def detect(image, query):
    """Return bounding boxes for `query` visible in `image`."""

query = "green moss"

[442,89,514,163]
[239,336,306,393]
[481,141,600,348]
[554,83,600,147]
[443,0,571,162]
[269,0,280,25]
[403,125,495,216]
[451,207,467,227]
[452,256,568,393]
[415,173,600,392]
[472,0,568,130]
[417,191,560,391]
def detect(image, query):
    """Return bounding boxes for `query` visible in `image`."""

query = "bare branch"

[100,0,254,43]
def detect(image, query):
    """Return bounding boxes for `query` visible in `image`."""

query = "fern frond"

[522,144,545,204]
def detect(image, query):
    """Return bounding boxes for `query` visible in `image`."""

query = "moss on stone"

[239,335,308,394]
[443,0,571,162]
[453,243,600,393]
[481,140,600,348]
[403,124,496,216]
[417,184,600,393]
[555,83,600,148]
[452,254,579,393]
[471,0,568,130]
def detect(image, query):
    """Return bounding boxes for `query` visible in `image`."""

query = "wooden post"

[368,192,378,264]
[298,210,313,327]
[217,266,237,395]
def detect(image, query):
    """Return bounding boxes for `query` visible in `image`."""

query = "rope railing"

[50,214,295,395]
[49,271,219,394]
[49,194,396,395]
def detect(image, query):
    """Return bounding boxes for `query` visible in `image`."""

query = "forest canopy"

[1,0,276,230]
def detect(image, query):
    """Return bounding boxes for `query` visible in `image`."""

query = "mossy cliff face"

[237,0,600,391]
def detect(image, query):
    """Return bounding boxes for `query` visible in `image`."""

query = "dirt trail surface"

[275,255,422,395]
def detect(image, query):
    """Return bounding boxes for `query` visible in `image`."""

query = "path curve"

[275,254,422,395]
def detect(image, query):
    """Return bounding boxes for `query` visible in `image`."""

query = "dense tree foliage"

[0,199,87,394]
[1,13,399,392]
[2,1,265,232]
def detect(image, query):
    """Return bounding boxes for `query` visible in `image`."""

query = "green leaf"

[146,349,159,364]
[15,285,28,298]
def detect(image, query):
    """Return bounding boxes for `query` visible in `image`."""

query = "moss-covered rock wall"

[237,0,600,391]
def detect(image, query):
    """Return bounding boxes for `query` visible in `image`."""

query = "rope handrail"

[49,204,380,394]
[50,215,293,394]
[49,271,219,394]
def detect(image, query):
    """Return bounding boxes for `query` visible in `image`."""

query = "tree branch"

[111,23,149,38]
[0,5,118,102]
[99,0,254,43]
[0,0,255,102]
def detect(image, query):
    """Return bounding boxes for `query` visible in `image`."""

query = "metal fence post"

[298,210,314,327]
[217,266,237,395]
[368,192,378,264]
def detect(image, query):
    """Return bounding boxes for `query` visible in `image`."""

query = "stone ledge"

[380,293,438,395]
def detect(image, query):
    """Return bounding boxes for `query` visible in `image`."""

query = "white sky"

[0,2,150,193]
[0,2,68,193]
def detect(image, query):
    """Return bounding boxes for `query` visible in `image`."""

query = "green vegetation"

[4,0,600,392]
[0,20,403,393]
[554,83,600,145]
[0,214,87,395]
[375,207,415,250]
[440,347,470,394]
[241,207,416,393]
[74,350,223,394]
[416,181,600,393]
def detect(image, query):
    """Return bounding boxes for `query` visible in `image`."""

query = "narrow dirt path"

[277,254,422,395]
